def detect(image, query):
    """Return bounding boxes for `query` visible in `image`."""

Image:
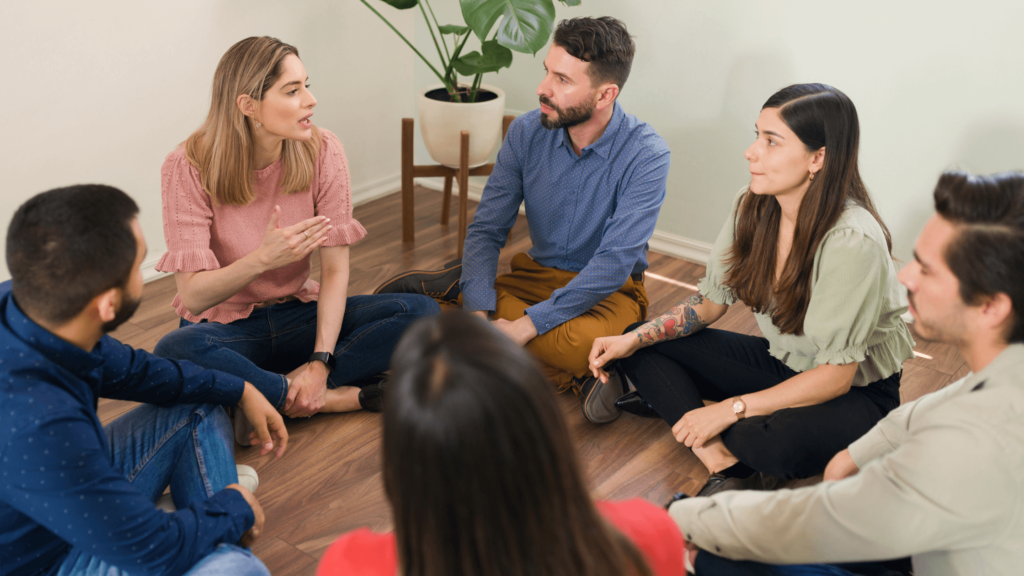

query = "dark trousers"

[695,552,911,576]
[618,327,901,479]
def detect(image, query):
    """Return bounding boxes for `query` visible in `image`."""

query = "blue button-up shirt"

[0,282,252,576]
[461,102,670,335]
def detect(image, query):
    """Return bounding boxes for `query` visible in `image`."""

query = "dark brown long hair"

[383,312,653,576]
[724,83,892,334]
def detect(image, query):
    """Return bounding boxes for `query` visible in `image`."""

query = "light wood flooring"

[100,187,967,575]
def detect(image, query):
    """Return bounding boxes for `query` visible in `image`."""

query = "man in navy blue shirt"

[0,185,287,576]
[377,17,670,424]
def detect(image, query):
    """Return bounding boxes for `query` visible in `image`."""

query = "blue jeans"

[55,403,269,576]
[696,552,908,576]
[154,295,439,409]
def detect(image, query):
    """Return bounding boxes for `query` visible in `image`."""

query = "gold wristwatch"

[731,397,747,420]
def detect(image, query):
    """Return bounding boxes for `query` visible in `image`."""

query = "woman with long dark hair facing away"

[153,37,439,430]
[589,84,914,496]
[317,312,685,576]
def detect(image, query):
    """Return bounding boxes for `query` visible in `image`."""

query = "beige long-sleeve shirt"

[669,344,1024,576]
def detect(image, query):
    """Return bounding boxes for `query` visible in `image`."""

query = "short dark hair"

[383,312,652,576]
[552,16,635,91]
[6,184,139,324]
[933,170,1024,343]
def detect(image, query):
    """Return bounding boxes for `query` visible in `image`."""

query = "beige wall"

[412,0,1024,263]
[0,0,415,282]
[3,1,1023,283]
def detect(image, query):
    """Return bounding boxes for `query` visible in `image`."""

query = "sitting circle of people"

[1,15,1022,576]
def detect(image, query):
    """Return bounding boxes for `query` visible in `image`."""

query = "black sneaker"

[354,374,386,413]
[373,258,462,303]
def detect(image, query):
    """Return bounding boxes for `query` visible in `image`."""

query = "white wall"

[411,0,1024,263]
[0,0,415,282]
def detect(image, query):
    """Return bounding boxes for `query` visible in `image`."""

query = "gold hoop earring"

[809,171,815,182]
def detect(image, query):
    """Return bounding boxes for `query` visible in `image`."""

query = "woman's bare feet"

[283,365,363,414]
[323,386,362,412]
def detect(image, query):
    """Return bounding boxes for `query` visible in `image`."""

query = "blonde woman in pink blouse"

[154,37,438,428]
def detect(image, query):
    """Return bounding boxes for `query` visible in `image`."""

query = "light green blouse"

[697,189,915,386]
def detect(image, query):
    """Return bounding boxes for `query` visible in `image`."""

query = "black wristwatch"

[308,351,336,372]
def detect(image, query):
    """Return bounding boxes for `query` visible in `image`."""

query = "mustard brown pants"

[458,253,648,391]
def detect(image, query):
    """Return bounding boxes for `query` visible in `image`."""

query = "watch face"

[733,400,744,412]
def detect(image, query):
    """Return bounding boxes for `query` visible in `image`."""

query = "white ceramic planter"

[418,83,506,168]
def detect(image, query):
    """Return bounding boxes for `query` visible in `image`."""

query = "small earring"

[255,122,262,128]
[809,171,815,182]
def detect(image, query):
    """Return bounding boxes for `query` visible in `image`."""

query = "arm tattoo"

[631,292,709,347]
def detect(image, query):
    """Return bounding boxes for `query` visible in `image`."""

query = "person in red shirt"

[317,312,684,576]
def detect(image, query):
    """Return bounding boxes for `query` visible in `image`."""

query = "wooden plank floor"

[102,186,966,575]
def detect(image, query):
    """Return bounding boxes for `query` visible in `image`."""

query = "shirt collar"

[960,343,1024,392]
[557,101,625,160]
[2,287,105,375]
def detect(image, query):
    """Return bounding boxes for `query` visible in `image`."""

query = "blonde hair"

[186,36,322,206]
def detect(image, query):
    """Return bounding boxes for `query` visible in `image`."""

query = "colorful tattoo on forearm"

[631,293,709,346]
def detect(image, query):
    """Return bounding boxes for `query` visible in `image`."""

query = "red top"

[156,128,367,324]
[316,499,684,576]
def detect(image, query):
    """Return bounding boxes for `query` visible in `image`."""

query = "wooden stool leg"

[457,131,470,259]
[401,118,415,243]
[440,175,453,226]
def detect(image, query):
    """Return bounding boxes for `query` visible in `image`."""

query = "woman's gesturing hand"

[254,206,332,272]
[588,334,641,383]
[671,403,737,449]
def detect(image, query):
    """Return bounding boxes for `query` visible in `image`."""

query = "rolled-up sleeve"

[155,150,222,274]
[315,131,367,247]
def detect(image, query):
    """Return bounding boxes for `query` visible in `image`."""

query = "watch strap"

[309,351,336,372]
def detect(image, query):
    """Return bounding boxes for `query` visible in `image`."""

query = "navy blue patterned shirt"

[0,282,252,576]
[461,102,670,334]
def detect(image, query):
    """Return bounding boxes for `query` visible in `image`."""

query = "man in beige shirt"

[669,170,1024,576]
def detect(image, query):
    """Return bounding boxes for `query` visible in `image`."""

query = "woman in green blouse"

[587,84,914,496]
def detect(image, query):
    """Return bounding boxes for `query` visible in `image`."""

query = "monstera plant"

[361,0,581,103]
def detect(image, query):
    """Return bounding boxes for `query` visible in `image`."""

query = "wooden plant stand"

[401,115,515,258]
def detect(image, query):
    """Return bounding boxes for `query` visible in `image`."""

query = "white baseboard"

[142,174,404,284]
[351,173,403,207]
[142,256,170,283]
[648,230,714,265]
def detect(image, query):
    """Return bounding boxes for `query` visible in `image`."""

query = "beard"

[102,293,141,333]
[539,95,595,130]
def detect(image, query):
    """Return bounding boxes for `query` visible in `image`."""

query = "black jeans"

[618,326,901,479]
[695,552,911,575]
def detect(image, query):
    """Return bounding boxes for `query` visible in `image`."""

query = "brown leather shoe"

[578,372,628,424]
[373,258,462,303]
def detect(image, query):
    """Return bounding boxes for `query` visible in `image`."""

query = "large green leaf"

[379,0,418,9]
[438,24,471,35]
[460,0,556,55]
[558,0,581,5]
[452,40,514,75]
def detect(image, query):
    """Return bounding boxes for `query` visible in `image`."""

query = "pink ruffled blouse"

[155,129,366,324]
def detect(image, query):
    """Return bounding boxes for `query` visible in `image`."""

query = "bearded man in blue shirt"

[0,185,287,576]
[377,17,671,424]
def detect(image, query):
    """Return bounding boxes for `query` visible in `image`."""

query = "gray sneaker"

[579,371,628,424]
[373,258,462,303]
